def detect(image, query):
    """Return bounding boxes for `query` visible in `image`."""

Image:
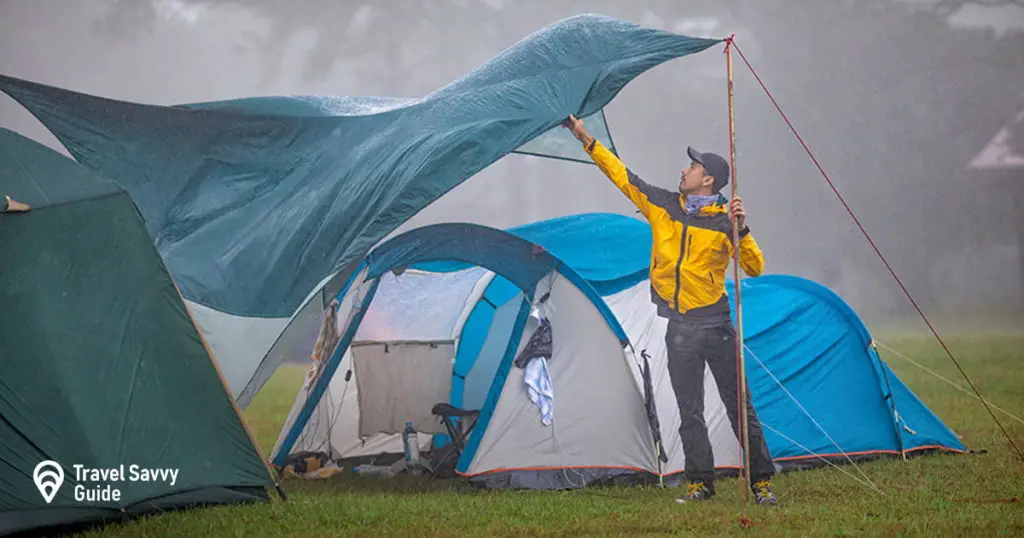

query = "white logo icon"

[33,460,64,504]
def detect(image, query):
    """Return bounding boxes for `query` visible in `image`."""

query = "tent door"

[351,339,455,437]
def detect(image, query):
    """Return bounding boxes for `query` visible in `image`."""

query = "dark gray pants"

[664,314,775,486]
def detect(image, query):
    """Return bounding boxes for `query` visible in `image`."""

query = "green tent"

[0,128,278,536]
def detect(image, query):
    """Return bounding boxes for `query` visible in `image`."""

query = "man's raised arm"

[563,115,659,219]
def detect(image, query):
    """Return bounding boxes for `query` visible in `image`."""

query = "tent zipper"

[674,224,688,311]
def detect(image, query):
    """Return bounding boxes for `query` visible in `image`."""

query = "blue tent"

[0,14,722,402]
[270,213,966,489]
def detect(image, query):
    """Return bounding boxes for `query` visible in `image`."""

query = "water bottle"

[402,421,422,475]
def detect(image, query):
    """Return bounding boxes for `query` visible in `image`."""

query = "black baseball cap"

[687,147,730,193]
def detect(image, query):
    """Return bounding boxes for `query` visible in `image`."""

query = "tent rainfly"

[0,128,278,536]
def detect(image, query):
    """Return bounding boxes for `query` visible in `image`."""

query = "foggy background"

[1,0,1022,331]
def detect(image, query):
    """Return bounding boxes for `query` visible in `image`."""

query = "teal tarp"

[0,14,720,321]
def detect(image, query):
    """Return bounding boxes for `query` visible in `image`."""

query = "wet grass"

[76,331,1024,537]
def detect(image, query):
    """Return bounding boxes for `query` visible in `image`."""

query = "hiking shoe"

[752,480,777,506]
[676,481,715,503]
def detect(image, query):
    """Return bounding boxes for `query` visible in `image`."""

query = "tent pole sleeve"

[456,294,534,474]
[870,341,907,461]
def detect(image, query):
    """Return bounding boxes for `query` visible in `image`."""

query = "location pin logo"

[33,460,64,504]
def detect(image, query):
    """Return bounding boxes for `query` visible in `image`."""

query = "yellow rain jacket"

[584,140,764,317]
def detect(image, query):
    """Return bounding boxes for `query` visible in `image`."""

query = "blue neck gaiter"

[683,194,723,215]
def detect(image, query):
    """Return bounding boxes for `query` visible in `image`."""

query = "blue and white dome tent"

[267,212,966,490]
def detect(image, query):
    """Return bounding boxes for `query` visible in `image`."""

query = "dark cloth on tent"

[515,318,553,369]
[664,313,775,485]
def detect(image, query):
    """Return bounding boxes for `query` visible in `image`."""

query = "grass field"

[76,331,1023,537]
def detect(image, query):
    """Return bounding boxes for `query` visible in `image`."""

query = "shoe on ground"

[675,481,715,503]
[752,479,777,506]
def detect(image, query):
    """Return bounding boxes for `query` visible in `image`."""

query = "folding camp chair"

[429,403,480,477]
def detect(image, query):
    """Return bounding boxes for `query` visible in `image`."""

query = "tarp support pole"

[724,34,753,529]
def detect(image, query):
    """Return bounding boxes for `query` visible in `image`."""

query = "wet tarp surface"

[0,15,719,320]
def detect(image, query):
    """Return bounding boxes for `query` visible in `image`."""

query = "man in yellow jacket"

[563,115,777,505]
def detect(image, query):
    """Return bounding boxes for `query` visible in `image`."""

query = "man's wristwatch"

[738,225,750,238]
